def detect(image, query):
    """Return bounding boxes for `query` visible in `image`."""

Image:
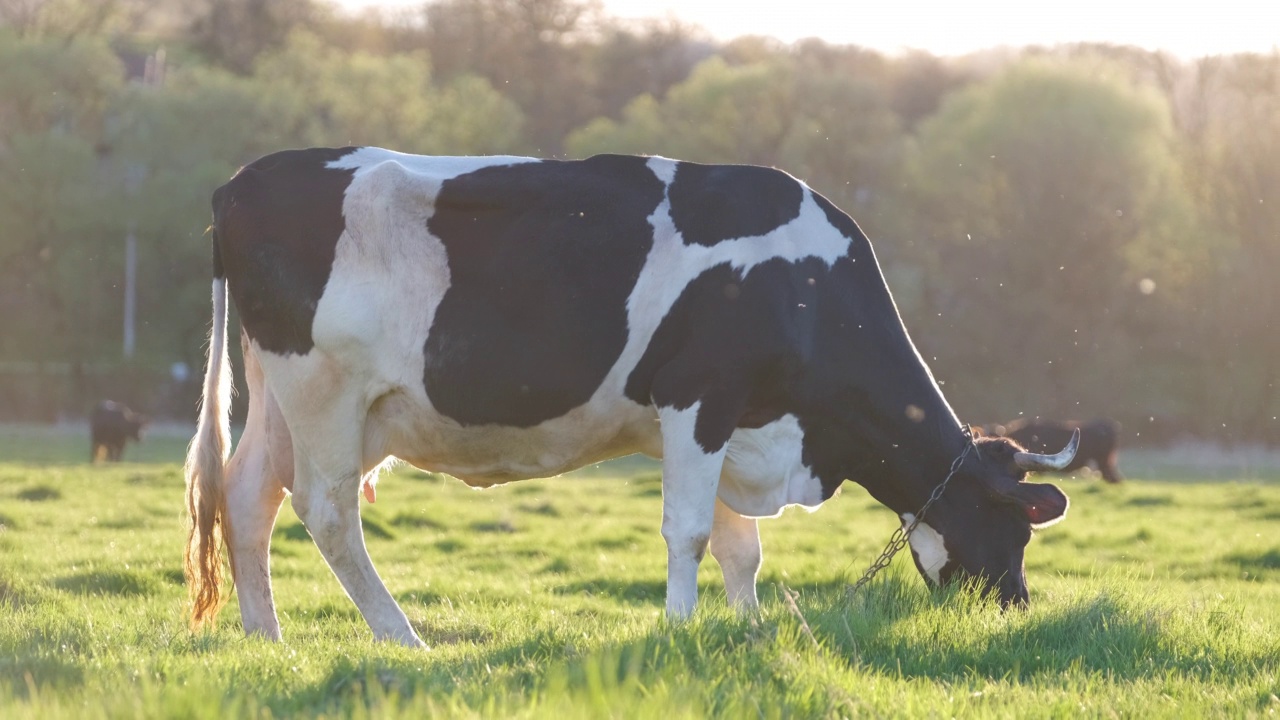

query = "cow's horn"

[1013,428,1080,472]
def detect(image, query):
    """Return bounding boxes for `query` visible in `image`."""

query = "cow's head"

[902,430,1075,607]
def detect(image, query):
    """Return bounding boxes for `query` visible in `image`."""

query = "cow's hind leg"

[709,499,761,611]
[224,342,289,639]
[277,373,423,647]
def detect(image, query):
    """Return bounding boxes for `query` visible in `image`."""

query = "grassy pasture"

[1,425,1278,718]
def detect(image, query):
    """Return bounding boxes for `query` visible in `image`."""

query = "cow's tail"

[184,209,232,629]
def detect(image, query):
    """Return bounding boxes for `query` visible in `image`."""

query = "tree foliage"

[902,59,1206,423]
[0,5,1277,443]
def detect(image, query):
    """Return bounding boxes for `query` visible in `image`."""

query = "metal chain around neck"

[846,425,977,597]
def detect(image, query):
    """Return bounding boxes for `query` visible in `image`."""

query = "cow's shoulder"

[667,161,806,246]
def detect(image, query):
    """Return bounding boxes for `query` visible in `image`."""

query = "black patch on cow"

[626,257,840,453]
[812,190,861,240]
[212,147,357,356]
[667,162,803,247]
[423,154,665,427]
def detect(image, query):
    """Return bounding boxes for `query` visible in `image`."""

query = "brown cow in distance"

[91,400,146,462]
[981,418,1123,483]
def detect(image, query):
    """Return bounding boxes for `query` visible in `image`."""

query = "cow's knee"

[291,478,352,544]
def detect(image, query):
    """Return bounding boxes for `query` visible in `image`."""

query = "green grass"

[2,427,1279,717]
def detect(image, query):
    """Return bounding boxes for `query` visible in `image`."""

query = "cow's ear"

[999,482,1069,528]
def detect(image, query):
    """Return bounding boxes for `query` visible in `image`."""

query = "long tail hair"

[183,220,232,628]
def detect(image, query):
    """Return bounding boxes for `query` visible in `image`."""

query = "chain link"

[846,425,977,597]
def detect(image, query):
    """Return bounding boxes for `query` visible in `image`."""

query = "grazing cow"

[184,147,1078,646]
[984,418,1123,483]
[90,400,146,462]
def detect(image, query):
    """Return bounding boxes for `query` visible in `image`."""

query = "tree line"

[1,0,1277,445]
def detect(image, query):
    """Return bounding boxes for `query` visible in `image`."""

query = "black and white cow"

[184,147,1077,646]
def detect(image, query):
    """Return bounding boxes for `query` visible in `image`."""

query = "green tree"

[252,31,524,154]
[569,56,792,164]
[1176,53,1280,441]
[902,58,1206,424]
[0,0,147,40]
[104,64,297,368]
[189,0,322,74]
[423,0,601,152]
[0,33,125,364]
[567,54,904,236]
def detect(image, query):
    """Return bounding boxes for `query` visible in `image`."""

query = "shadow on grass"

[390,512,446,530]
[552,578,667,605]
[397,589,444,607]
[516,501,561,517]
[9,570,1277,713]
[246,615,759,717]
[1122,494,1175,507]
[1224,548,1280,579]
[125,470,182,487]
[16,486,60,502]
[53,570,160,597]
[159,567,186,586]
[800,574,1278,683]
[1,656,86,697]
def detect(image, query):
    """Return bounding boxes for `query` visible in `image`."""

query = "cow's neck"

[803,345,969,516]
[850,411,969,517]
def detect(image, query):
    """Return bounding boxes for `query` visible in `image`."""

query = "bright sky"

[334,0,1278,58]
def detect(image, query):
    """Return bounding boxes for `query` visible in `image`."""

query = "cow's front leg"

[658,403,729,619]
[709,499,761,611]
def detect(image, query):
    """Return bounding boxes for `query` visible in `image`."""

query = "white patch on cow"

[719,415,825,518]
[901,513,949,585]
[646,156,677,184]
[306,149,651,483]
[327,146,539,177]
